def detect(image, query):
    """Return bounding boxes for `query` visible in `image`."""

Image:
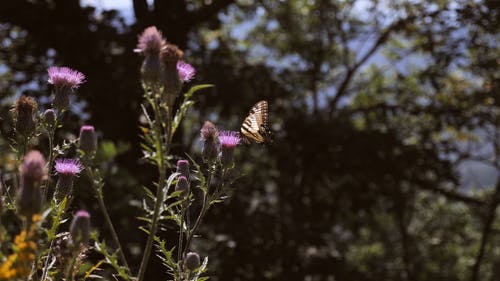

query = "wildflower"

[20,150,47,186]
[13,96,37,137]
[200,121,219,162]
[161,43,183,104]
[135,26,166,85]
[54,158,83,201]
[175,176,190,200]
[0,225,37,279]
[43,109,56,127]
[184,252,201,271]
[177,61,196,82]
[176,159,190,179]
[47,66,85,110]
[219,131,241,168]
[134,26,165,55]
[79,125,97,155]
[70,210,91,247]
[18,151,46,217]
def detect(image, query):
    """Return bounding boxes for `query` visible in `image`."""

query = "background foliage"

[0,0,499,280]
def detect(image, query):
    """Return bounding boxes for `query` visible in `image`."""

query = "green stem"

[177,206,186,264]
[137,96,172,281]
[86,167,131,275]
[43,115,59,201]
[182,170,213,257]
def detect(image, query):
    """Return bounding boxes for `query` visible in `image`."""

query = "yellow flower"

[0,223,38,280]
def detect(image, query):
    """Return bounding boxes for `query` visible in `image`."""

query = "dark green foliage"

[1,0,499,280]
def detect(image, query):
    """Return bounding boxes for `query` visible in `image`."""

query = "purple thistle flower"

[219,131,240,168]
[54,158,82,202]
[176,61,196,82]
[134,26,166,55]
[219,131,241,148]
[55,159,83,176]
[47,66,85,90]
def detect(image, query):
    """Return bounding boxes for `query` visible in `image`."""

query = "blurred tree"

[0,0,499,281]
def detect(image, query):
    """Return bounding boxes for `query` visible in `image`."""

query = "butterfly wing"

[241,101,269,144]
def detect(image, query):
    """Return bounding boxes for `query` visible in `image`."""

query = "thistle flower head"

[185,252,201,271]
[219,131,241,148]
[176,160,190,179]
[47,66,85,90]
[21,150,47,183]
[135,26,166,55]
[55,159,82,176]
[14,96,37,136]
[79,125,97,155]
[43,109,56,126]
[15,96,37,116]
[176,61,196,82]
[70,210,91,246]
[200,121,218,141]
[200,121,219,162]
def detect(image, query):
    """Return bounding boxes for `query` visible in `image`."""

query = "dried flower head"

[70,210,91,246]
[184,252,201,271]
[201,121,218,141]
[134,26,166,55]
[177,61,196,82]
[79,125,97,155]
[47,66,85,110]
[55,159,83,176]
[161,43,183,63]
[200,121,219,162]
[14,96,37,137]
[20,151,47,184]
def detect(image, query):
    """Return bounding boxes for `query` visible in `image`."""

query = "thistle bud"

[14,96,37,137]
[17,151,46,218]
[219,131,241,168]
[70,210,91,246]
[43,109,56,127]
[175,176,190,200]
[17,180,42,218]
[200,121,219,162]
[184,252,201,271]
[176,160,189,179]
[79,125,97,155]
[20,150,47,186]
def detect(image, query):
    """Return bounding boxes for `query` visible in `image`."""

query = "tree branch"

[133,0,150,25]
[470,176,500,281]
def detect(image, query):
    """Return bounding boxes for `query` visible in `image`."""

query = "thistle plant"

[0,25,244,281]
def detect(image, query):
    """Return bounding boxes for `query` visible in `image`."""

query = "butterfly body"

[240,100,273,144]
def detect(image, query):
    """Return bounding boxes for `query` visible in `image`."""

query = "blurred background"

[0,0,499,280]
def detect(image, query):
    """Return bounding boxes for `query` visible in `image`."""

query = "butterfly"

[240,100,273,144]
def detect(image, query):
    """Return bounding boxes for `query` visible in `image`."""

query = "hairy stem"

[137,95,172,281]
